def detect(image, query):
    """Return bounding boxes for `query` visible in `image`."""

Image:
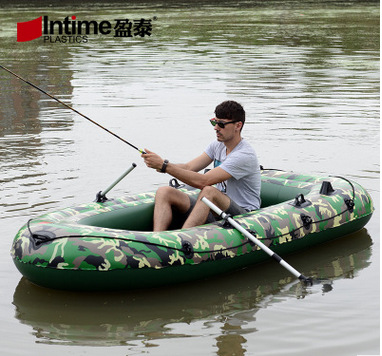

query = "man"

[142,100,261,231]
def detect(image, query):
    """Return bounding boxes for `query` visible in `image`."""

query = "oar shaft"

[101,163,137,197]
[201,197,309,282]
[0,65,144,153]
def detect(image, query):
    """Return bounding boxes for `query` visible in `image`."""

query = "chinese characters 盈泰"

[114,18,152,38]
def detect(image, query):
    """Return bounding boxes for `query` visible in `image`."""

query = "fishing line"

[0,64,145,153]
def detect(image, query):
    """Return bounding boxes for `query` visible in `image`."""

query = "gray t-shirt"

[204,139,261,211]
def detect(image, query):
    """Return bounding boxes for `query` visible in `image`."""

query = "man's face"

[210,118,242,142]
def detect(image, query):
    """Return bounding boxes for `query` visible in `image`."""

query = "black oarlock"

[299,275,314,286]
[320,181,336,195]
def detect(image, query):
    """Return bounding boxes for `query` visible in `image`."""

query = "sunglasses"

[210,118,239,129]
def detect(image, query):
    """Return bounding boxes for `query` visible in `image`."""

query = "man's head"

[214,100,245,131]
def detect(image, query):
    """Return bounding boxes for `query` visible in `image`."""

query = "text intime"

[43,15,153,37]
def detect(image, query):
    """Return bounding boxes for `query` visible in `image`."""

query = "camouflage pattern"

[11,170,374,290]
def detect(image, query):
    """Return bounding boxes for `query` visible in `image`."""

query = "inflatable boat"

[11,169,374,291]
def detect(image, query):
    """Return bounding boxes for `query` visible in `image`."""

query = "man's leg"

[153,186,191,231]
[182,186,231,228]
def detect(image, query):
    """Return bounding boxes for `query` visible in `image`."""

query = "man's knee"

[155,186,190,212]
[199,186,230,210]
[199,186,220,199]
[156,186,175,199]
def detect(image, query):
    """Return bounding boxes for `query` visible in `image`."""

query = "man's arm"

[165,164,231,189]
[142,149,231,189]
[178,153,213,172]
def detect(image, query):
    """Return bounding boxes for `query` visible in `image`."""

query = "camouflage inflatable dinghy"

[11,170,373,291]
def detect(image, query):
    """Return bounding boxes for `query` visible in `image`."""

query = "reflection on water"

[13,230,372,349]
[0,53,76,216]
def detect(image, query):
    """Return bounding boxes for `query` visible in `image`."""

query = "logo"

[17,16,42,42]
[17,15,155,43]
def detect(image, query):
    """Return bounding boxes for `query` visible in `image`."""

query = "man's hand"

[142,149,165,171]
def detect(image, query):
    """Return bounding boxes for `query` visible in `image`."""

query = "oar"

[201,197,313,285]
[95,163,137,202]
[0,64,145,154]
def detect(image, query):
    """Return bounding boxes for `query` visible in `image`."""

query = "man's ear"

[235,121,243,132]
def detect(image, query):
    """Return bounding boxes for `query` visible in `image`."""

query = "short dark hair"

[215,100,245,128]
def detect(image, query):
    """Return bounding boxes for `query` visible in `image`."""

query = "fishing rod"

[0,64,145,154]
